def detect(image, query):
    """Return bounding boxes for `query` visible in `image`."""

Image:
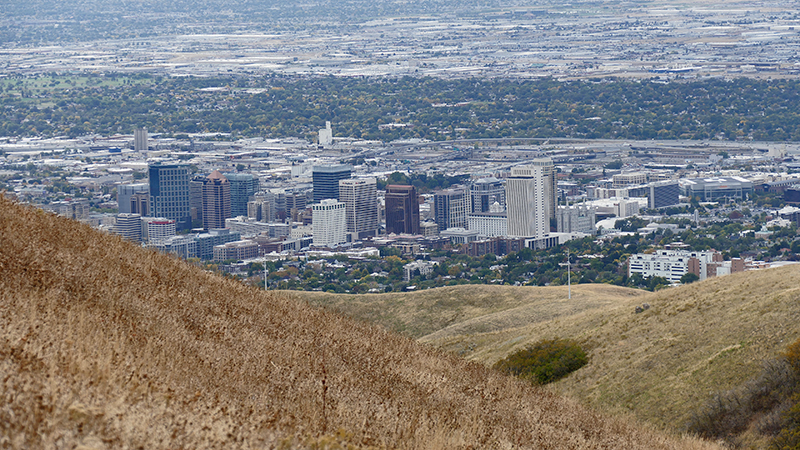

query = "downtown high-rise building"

[202,170,231,230]
[339,178,378,240]
[148,163,192,230]
[505,165,547,238]
[384,185,420,235]
[117,183,149,214]
[312,199,347,247]
[433,186,468,231]
[312,164,352,202]
[530,158,557,228]
[134,128,148,152]
[223,172,259,217]
[470,177,505,213]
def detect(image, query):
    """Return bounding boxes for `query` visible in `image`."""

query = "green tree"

[680,272,700,284]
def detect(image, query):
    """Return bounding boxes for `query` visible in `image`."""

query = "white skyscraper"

[134,128,148,152]
[505,165,547,238]
[339,178,378,240]
[312,199,347,247]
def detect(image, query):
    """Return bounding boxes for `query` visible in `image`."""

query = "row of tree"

[6,74,800,141]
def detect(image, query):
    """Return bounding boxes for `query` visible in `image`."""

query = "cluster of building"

[627,248,747,284]
[108,155,609,261]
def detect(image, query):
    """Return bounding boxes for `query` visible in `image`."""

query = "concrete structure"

[312,164,351,202]
[152,235,197,259]
[419,220,438,237]
[45,200,90,221]
[506,165,547,238]
[225,216,290,239]
[114,213,142,242]
[339,178,379,240]
[531,158,557,226]
[202,170,231,230]
[403,260,438,281]
[681,177,753,201]
[470,177,505,213]
[223,173,259,217]
[385,185,420,235]
[213,240,259,262]
[195,228,241,260]
[117,183,149,214]
[467,211,508,237]
[613,172,648,188]
[311,198,347,247]
[648,181,681,209]
[318,121,333,146]
[189,175,205,224]
[556,204,596,235]
[134,128,148,152]
[440,227,480,245]
[628,249,723,284]
[148,163,191,230]
[433,186,468,231]
[141,218,176,245]
[247,197,272,222]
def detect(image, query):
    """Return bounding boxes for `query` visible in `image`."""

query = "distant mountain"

[0,194,719,448]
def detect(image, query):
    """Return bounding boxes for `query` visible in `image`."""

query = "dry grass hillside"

[299,284,646,340]
[0,195,720,449]
[300,261,800,437]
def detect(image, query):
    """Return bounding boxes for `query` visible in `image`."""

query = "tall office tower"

[313,164,352,202]
[286,188,311,212]
[247,197,271,222]
[385,185,420,235]
[117,183,149,214]
[148,163,192,230]
[115,213,142,242]
[318,121,333,146]
[530,158,557,226]
[433,186,468,231]
[470,177,505,213]
[189,175,205,225]
[202,170,231,230]
[311,199,347,247]
[339,178,378,240]
[129,193,149,216]
[506,165,547,238]
[134,128,148,152]
[648,181,680,209]
[223,173,259,217]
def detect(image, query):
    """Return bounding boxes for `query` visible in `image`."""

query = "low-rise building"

[403,260,439,281]
[628,249,732,283]
[213,239,259,262]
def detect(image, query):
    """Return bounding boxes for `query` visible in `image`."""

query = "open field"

[299,267,800,435]
[0,195,720,449]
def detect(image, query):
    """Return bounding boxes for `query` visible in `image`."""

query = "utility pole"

[559,248,572,300]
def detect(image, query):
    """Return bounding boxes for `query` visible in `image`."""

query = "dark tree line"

[4,74,800,142]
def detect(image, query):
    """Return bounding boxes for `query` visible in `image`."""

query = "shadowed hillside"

[0,195,719,449]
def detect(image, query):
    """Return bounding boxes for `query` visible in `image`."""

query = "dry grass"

[299,284,646,340]
[313,261,800,436]
[0,195,720,449]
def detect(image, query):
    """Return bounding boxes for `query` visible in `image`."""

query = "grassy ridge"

[0,195,718,449]
[301,265,800,437]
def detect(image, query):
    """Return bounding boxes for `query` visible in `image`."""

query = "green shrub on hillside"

[493,338,588,385]
[687,337,800,448]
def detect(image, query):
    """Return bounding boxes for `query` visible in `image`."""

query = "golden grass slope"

[0,195,719,449]
[373,268,800,432]
[299,284,646,340]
